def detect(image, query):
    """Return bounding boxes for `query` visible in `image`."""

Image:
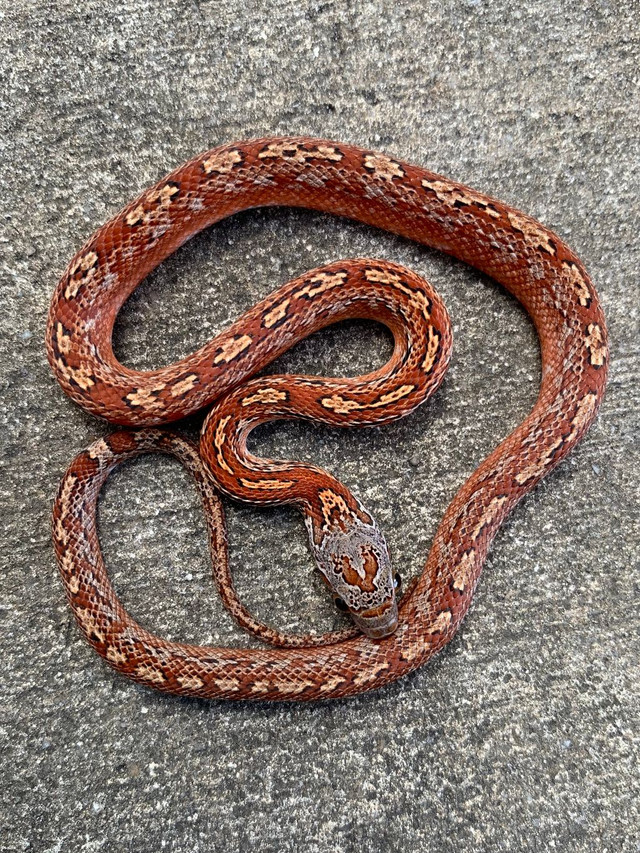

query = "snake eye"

[334,596,349,613]
[393,572,402,591]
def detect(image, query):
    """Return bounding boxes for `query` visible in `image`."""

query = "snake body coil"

[47,137,608,700]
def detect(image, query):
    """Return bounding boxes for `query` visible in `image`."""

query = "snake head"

[305,491,398,639]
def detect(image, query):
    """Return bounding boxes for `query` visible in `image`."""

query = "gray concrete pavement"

[1,2,638,851]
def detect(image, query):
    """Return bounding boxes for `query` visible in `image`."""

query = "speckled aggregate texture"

[1,2,638,852]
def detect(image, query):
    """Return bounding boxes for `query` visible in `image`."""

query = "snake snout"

[352,599,399,639]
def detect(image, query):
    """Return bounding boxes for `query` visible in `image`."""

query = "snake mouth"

[353,600,399,639]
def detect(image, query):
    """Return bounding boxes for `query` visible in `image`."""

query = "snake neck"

[199,392,399,638]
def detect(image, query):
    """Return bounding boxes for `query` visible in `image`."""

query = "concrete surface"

[1,2,638,852]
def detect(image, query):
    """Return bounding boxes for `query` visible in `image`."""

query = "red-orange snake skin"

[47,137,608,700]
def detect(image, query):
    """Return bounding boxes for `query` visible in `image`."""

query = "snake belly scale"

[47,137,608,700]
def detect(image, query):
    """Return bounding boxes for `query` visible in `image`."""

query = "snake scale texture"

[47,137,608,700]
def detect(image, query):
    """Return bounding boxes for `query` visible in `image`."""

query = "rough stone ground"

[1,2,638,852]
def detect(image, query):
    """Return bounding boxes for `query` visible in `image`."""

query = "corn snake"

[47,137,608,700]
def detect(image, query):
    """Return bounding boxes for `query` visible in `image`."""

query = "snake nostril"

[334,597,349,613]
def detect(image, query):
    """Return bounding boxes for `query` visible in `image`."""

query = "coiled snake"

[47,137,608,700]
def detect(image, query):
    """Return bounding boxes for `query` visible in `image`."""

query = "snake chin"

[304,512,398,638]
